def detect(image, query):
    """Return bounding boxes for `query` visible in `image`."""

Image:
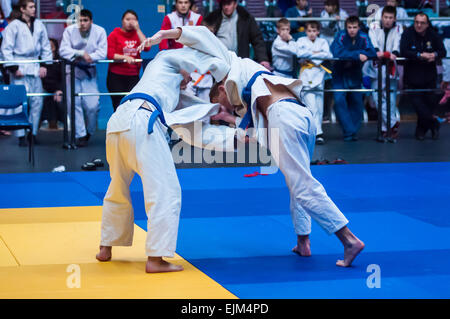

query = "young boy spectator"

[363,6,402,138]
[331,16,376,141]
[374,0,409,30]
[297,21,332,144]
[285,0,312,40]
[271,18,298,78]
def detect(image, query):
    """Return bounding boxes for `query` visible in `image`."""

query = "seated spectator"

[204,0,270,69]
[364,5,402,139]
[285,0,312,40]
[271,18,297,78]
[259,0,283,62]
[400,12,446,140]
[106,9,148,112]
[320,0,348,45]
[159,0,202,51]
[356,0,369,17]
[41,38,63,130]
[330,16,376,141]
[297,21,333,144]
[59,9,107,147]
[374,0,409,30]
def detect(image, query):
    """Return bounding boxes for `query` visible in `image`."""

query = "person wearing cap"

[203,0,271,70]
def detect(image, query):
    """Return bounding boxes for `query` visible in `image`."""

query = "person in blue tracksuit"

[331,16,376,141]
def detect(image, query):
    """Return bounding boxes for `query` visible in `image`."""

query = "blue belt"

[273,68,294,77]
[120,93,168,135]
[239,70,274,129]
[278,98,306,107]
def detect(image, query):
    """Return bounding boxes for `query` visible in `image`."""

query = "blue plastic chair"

[0,85,34,166]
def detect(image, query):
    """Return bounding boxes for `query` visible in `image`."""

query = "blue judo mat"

[1,162,450,298]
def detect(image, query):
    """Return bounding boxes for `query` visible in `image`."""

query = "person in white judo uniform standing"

[96,27,233,273]
[59,9,107,147]
[1,0,52,146]
[144,26,365,267]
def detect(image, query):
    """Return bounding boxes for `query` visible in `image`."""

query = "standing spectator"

[107,10,148,112]
[285,0,312,40]
[41,38,63,130]
[59,9,107,147]
[0,0,12,19]
[363,5,402,138]
[203,0,270,69]
[374,0,409,30]
[400,12,446,140]
[320,0,348,45]
[1,0,52,146]
[271,18,297,78]
[159,0,202,51]
[331,16,376,141]
[297,21,333,144]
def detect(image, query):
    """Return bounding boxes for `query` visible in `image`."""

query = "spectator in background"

[374,0,409,30]
[285,0,312,40]
[331,16,376,141]
[0,0,12,19]
[59,9,107,147]
[363,5,402,139]
[400,12,446,140]
[159,0,202,51]
[204,0,270,70]
[1,0,52,146]
[107,10,148,112]
[259,1,283,63]
[41,38,63,130]
[297,21,332,145]
[320,0,348,45]
[271,18,297,78]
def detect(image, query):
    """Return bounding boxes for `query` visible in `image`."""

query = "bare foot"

[146,257,184,273]
[292,235,311,257]
[336,239,365,267]
[96,246,112,262]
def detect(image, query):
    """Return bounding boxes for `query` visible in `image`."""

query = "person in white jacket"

[297,21,332,144]
[1,0,52,146]
[59,9,107,147]
[374,0,410,30]
[96,27,234,273]
[146,26,365,268]
[320,0,349,45]
[271,18,298,78]
[363,5,402,137]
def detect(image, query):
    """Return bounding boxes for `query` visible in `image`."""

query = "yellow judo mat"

[0,206,236,299]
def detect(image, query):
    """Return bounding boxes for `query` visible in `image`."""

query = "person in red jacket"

[106,9,149,111]
[159,0,202,51]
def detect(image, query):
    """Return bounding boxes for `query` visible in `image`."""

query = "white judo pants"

[371,78,400,131]
[66,75,100,138]
[10,74,43,137]
[302,84,324,135]
[100,108,182,257]
[267,100,349,235]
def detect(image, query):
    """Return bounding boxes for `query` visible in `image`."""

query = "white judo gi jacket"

[271,35,298,77]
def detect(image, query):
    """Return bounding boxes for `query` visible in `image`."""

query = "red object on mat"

[244,171,269,177]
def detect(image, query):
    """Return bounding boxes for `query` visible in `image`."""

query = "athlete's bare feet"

[292,235,311,257]
[145,257,184,273]
[335,226,365,267]
[96,245,112,262]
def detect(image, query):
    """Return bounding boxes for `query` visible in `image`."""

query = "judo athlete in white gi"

[149,26,365,267]
[1,0,52,145]
[296,21,333,144]
[271,18,298,78]
[59,9,107,147]
[97,27,232,273]
[363,6,401,137]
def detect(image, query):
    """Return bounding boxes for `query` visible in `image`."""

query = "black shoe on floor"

[75,135,89,147]
[18,136,27,147]
[431,123,440,140]
[316,134,325,145]
[81,162,96,171]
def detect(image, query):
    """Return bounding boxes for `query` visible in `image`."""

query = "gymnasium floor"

[1,161,449,298]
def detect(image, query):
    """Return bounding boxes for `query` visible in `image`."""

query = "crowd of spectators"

[0,0,449,150]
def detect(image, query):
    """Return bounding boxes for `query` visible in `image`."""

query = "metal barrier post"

[376,59,384,142]
[60,59,72,149]
[69,63,77,149]
[385,59,394,143]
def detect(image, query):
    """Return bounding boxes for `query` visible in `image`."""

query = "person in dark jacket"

[41,38,63,129]
[400,12,446,140]
[331,16,376,141]
[203,0,270,69]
